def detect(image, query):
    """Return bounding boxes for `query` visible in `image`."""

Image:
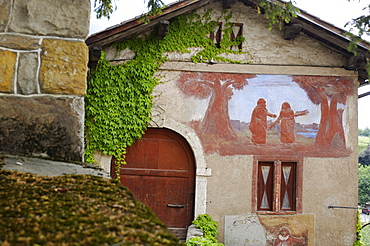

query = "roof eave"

[86,0,211,48]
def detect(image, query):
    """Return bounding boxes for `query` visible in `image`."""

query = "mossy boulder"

[0,170,183,245]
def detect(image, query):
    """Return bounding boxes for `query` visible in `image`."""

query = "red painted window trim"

[252,156,303,214]
[209,22,243,50]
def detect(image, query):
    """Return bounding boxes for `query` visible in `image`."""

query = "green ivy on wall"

[85,8,246,167]
[186,214,223,246]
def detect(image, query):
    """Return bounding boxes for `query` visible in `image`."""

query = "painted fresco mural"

[177,72,354,157]
[259,214,313,246]
[225,214,313,245]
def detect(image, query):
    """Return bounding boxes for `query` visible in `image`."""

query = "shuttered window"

[257,161,297,212]
[210,22,243,50]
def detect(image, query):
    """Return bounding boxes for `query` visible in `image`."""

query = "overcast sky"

[89,0,370,129]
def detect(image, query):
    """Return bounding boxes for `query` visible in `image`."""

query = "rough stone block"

[0,96,84,162]
[0,0,11,32]
[17,52,39,95]
[0,34,40,50]
[186,224,203,240]
[40,39,88,95]
[7,0,90,38]
[92,151,113,173]
[0,49,17,93]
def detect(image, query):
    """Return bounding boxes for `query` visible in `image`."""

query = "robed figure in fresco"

[249,98,276,144]
[269,102,308,143]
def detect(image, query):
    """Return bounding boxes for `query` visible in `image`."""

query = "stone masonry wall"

[0,0,90,161]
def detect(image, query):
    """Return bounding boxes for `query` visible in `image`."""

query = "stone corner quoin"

[0,0,90,161]
[40,39,88,96]
[6,0,90,39]
[0,50,16,93]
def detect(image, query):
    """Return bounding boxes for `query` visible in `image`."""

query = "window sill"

[256,211,297,215]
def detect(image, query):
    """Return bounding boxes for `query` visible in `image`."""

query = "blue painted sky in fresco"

[228,74,322,125]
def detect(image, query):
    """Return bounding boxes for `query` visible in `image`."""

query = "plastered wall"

[103,1,359,245]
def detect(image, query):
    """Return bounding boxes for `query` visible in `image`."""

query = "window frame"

[252,156,303,214]
[209,22,244,50]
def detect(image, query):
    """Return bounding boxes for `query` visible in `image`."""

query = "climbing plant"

[354,210,365,246]
[85,9,246,167]
[258,0,299,30]
[186,214,223,246]
[85,52,157,169]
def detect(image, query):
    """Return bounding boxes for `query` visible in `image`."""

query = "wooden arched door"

[111,128,196,239]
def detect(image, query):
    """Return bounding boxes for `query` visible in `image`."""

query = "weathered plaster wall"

[102,1,359,245]
[153,63,358,245]
[107,1,346,68]
[0,0,89,161]
[302,154,358,245]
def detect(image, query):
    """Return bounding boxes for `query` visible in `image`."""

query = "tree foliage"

[359,127,370,137]
[343,2,370,77]
[92,0,300,30]
[359,147,370,166]
[359,164,370,204]
[93,0,164,19]
[258,0,299,30]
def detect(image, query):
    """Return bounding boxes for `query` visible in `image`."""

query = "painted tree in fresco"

[290,75,354,150]
[178,72,256,140]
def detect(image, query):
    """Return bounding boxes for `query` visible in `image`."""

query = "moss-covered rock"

[0,170,183,245]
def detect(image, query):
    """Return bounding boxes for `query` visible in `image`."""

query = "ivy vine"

[186,214,223,246]
[85,8,246,168]
[85,4,299,167]
[354,210,365,246]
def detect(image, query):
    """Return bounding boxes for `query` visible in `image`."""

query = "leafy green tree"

[359,127,370,137]
[92,0,300,30]
[93,0,164,19]
[92,0,370,38]
[359,164,370,205]
[359,147,370,166]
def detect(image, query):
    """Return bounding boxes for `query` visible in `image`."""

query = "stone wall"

[0,0,90,161]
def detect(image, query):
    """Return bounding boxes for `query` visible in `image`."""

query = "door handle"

[167,204,185,208]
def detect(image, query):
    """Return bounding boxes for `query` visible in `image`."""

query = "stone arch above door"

[94,120,211,218]
[111,127,196,239]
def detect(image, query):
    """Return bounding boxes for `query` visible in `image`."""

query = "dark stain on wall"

[0,96,83,161]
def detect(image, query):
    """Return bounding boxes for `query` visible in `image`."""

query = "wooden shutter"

[279,162,296,211]
[210,22,223,48]
[257,162,274,211]
[230,23,243,50]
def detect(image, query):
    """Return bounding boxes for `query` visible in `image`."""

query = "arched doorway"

[111,128,196,239]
